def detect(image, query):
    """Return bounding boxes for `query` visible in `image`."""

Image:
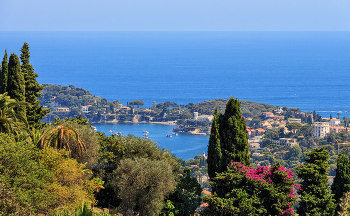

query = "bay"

[93,122,209,161]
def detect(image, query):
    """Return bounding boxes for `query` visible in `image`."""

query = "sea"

[0,31,349,160]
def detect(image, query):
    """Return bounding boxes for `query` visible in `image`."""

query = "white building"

[81,106,89,113]
[329,119,341,126]
[312,122,330,138]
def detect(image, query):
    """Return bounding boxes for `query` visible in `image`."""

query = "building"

[81,105,89,113]
[249,143,261,149]
[279,138,298,146]
[263,112,274,118]
[254,128,266,136]
[312,122,330,138]
[330,126,347,133]
[329,119,341,126]
[57,107,70,112]
[288,118,302,123]
[197,115,214,122]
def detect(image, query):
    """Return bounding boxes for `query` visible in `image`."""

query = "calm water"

[93,123,209,160]
[1,31,350,159]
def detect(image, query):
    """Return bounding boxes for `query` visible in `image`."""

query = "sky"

[1,0,349,31]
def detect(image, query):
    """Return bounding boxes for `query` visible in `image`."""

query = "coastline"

[93,120,177,125]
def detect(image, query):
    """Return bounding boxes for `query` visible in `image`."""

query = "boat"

[173,133,178,136]
[113,131,122,135]
[91,126,97,131]
[166,134,172,138]
[108,130,112,133]
[143,131,149,139]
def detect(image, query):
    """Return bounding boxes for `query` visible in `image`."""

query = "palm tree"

[0,93,29,136]
[38,125,86,155]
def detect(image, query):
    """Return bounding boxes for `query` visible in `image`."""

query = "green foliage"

[160,200,178,216]
[0,92,30,136]
[207,108,222,179]
[204,162,297,216]
[93,134,179,214]
[0,182,31,215]
[7,53,25,103]
[129,100,144,107]
[20,43,50,129]
[115,157,176,216]
[38,124,87,156]
[166,169,202,216]
[0,49,8,94]
[296,147,336,216]
[332,154,350,211]
[187,99,275,118]
[219,97,250,168]
[0,133,56,213]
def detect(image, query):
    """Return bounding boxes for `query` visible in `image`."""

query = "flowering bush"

[204,162,298,216]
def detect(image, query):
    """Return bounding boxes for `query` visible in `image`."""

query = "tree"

[332,154,350,211]
[296,147,335,216]
[38,125,86,156]
[207,107,222,179]
[166,168,202,216]
[0,50,8,94]
[286,122,302,134]
[219,97,250,168]
[0,93,29,136]
[20,43,50,129]
[7,53,25,103]
[129,100,145,108]
[204,162,298,216]
[115,158,176,216]
[207,97,250,179]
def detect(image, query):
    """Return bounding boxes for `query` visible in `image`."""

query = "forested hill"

[189,99,276,118]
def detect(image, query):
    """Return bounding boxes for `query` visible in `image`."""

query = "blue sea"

[1,31,349,159]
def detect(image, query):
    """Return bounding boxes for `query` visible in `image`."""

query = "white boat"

[108,130,112,133]
[173,133,178,136]
[113,131,122,135]
[91,126,97,131]
[143,131,149,139]
[166,134,172,138]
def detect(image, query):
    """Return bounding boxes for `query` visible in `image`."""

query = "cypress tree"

[220,97,250,168]
[20,43,49,129]
[331,154,350,210]
[207,97,250,179]
[7,53,25,103]
[296,147,335,216]
[207,107,222,179]
[0,50,8,94]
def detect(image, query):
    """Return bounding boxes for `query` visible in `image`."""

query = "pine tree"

[20,43,49,129]
[7,53,25,103]
[219,97,250,168]
[332,154,350,210]
[0,50,8,94]
[207,107,222,179]
[296,147,335,216]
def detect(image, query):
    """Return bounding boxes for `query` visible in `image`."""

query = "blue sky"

[1,0,349,31]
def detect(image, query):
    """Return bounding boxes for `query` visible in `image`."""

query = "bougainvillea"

[204,162,298,216]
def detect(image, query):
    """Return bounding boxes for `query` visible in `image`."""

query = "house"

[263,112,274,118]
[272,116,284,120]
[312,122,330,138]
[279,138,298,146]
[250,143,260,149]
[329,119,341,126]
[288,118,302,123]
[330,126,347,133]
[57,107,69,112]
[81,105,89,113]
[197,115,214,122]
[254,128,266,136]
